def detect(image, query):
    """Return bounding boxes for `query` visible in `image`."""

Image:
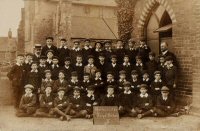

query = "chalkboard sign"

[93,106,120,125]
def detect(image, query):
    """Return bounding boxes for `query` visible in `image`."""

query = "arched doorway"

[145,5,172,56]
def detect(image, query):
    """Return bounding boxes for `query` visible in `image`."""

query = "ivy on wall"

[115,0,136,43]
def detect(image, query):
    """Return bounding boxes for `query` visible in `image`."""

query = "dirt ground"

[0,106,200,131]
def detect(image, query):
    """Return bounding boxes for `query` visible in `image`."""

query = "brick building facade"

[117,0,200,114]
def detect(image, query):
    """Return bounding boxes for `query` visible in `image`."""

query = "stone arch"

[137,0,176,37]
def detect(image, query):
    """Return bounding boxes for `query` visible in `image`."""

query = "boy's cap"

[58,87,66,92]
[104,40,112,44]
[136,55,142,60]
[107,85,114,89]
[31,61,38,65]
[34,44,42,49]
[60,38,66,41]
[158,54,165,58]
[99,53,105,57]
[111,55,117,58]
[45,85,52,89]
[73,86,81,91]
[24,84,34,90]
[142,70,148,75]
[71,71,78,76]
[95,41,102,45]
[73,40,80,44]
[87,85,95,91]
[59,70,65,74]
[119,70,126,75]
[165,56,173,61]
[39,55,47,59]
[154,71,161,75]
[149,52,155,56]
[84,73,90,76]
[26,53,33,56]
[46,37,54,40]
[131,70,138,75]
[161,86,169,92]
[46,50,54,55]
[44,70,51,74]
[140,84,148,89]
[123,81,131,87]
[107,71,113,75]
[64,57,71,61]
[124,55,129,58]
[88,55,94,59]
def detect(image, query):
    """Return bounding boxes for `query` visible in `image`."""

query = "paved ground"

[0,106,200,131]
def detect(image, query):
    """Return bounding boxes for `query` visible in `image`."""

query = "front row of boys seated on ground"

[16,81,180,121]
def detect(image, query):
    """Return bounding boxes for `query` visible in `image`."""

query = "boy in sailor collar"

[141,70,151,86]
[134,55,145,77]
[82,39,93,65]
[105,72,117,88]
[7,54,25,108]
[84,85,99,119]
[58,38,70,67]
[73,55,84,81]
[163,56,177,95]
[41,70,54,94]
[101,85,118,106]
[16,84,37,117]
[135,84,154,119]
[154,86,179,117]
[107,55,120,80]
[51,87,71,121]
[25,61,41,94]
[137,39,151,64]
[45,50,54,68]
[67,71,81,96]
[51,56,60,80]
[93,69,105,97]
[150,71,166,104]
[53,70,69,96]
[130,70,141,94]
[114,39,125,65]
[69,87,87,118]
[60,57,74,80]
[38,56,47,79]
[145,52,158,80]
[120,55,133,80]
[41,37,58,57]
[118,81,137,117]
[84,55,97,79]
[70,41,83,64]
[117,70,127,94]
[81,73,93,95]
[125,39,138,64]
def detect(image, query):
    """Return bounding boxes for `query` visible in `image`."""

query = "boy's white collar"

[140,93,148,98]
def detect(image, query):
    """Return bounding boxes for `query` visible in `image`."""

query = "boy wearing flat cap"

[118,81,137,117]
[69,87,87,118]
[82,39,93,65]
[154,86,178,117]
[135,84,154,119]
[84,55,97,79]
[38,56,47,79]
[81,73,93,95]
[51,87,71,121]
[34,86,54,117]
[134,55,145,77]
[117,70,127,94]
[16,84,37,117]
[130,70,141,94]
[73,55,84,81]
[120,55,133,80]
[7,54,25,108]
[70,41,83,64]
[101,85,118,106]
[41,37,58,56]
[93,69,105,97]
[67,71,81,96]
[84,85,99,119]
[141,70,151,87]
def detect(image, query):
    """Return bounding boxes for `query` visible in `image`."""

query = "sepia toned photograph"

[0,0,200,130]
